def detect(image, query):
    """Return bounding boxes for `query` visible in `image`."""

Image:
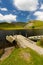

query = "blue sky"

[0,0,43,22]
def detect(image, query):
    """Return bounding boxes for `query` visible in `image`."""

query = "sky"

[0,0,43,22]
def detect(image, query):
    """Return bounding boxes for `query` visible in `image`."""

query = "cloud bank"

[0,14,17,23]
[14,0,39,11]
[34,11,43,21]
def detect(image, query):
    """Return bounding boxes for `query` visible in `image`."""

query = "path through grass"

[0,48,43,65]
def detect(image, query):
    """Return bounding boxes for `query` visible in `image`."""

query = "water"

[0,29,43,48]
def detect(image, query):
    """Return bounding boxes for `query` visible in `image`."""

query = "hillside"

[0,20,43,30]
[24,20,43,29]
[0,22,26,30]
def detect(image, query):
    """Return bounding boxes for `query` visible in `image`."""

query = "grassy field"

[0,48,43,65]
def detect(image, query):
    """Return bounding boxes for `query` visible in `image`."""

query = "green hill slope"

[24,20,43,29]
[0,22,26,30]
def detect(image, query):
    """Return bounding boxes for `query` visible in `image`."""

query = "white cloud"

[40,4,43,9]
[0,14,17,23]
[14,0,39,11]
[0,8,8,11]
[34,11,43,21]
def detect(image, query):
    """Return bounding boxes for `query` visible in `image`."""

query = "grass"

[36,41,43,48]
[0,48,43,65]
[36,38,43,48]
[32,21,43,29]
[0,27,24,30]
